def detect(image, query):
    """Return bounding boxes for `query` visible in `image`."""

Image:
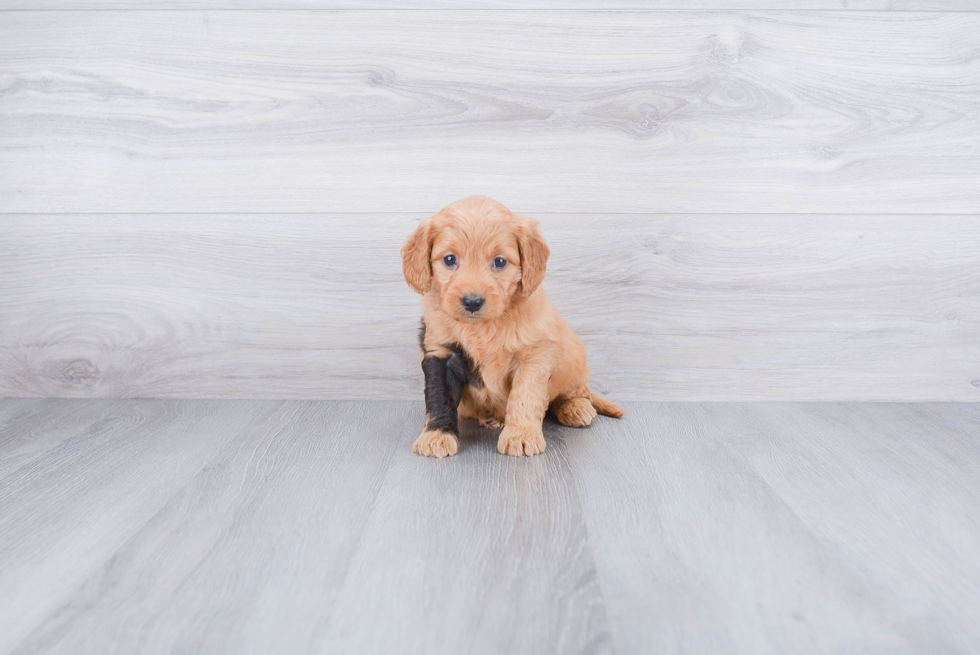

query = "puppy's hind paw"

[413,430,459,458]
[554,397,597,428]
[497,425,546,457]
[480,417,505,429]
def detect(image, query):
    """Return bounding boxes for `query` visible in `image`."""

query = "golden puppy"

[402,195,624,458]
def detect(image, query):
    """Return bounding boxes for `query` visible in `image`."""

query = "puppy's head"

[401,196,549,322]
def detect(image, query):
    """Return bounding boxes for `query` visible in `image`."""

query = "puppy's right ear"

[402,216,435,294]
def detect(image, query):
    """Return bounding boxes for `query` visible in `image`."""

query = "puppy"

[402,196,624,458]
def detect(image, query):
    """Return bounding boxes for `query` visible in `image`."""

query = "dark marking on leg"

[447,342,483,389]
[422,354,467,435]
[416,317,485,433]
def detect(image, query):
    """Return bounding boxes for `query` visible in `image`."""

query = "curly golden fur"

[402,196,624,458]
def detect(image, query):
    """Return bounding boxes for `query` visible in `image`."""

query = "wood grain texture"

[316,409,612,655]
[7,401,405,655]
[0,398,284,654]
[3,1,979,8]
[3,399,980,653]
[563,402,980,654]
[703,402,980,652]
[2,399,610,655]
[0,398,120,479]
[1,11,978,213]
[2,214,978,401]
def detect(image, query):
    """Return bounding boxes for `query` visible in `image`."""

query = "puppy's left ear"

[402,215,435,295]
[515,216,550,297]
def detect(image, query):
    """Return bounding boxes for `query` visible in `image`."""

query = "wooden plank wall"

[1,7,978,400]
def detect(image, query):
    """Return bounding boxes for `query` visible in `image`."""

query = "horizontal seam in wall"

[1,8,979,12]
[2,212,978,217]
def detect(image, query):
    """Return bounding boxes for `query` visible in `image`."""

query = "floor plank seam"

[311,401,413,628]
[553,437,622,655]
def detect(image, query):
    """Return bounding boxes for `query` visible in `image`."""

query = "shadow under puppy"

[402,196,624,458]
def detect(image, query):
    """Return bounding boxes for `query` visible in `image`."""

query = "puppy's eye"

[443,254,457,268]
[492,257,507,270]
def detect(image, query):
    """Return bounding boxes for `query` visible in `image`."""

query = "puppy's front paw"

[497,425,546,457]
[413,430,459,458]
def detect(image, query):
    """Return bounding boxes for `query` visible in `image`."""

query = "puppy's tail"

[590,393,625,418]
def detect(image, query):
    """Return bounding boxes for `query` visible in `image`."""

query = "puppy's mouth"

[457,308,486,321]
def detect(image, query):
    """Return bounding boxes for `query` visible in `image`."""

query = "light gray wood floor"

[1,399,978,654]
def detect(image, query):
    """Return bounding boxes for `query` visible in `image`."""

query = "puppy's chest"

[457,339,516,395]
[422,314,517,395]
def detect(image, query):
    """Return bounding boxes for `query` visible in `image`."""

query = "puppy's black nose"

[461,295,485,313]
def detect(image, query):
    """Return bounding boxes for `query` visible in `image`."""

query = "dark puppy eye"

[443,254,457,268]
[492,257,507,270]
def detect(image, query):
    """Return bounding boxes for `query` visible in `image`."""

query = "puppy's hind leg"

[459,388,503,429]
[552,395,597,428]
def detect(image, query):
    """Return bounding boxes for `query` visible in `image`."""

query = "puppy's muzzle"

[461,295,485,313]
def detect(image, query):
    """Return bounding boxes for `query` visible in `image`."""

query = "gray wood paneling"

[2,214,978,401]
[3,1,979,8]
[4,399,980,653]
[1,11,977,214]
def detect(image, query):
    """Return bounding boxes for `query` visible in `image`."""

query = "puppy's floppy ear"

[402,215,437,294]
[515,216,550,297]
